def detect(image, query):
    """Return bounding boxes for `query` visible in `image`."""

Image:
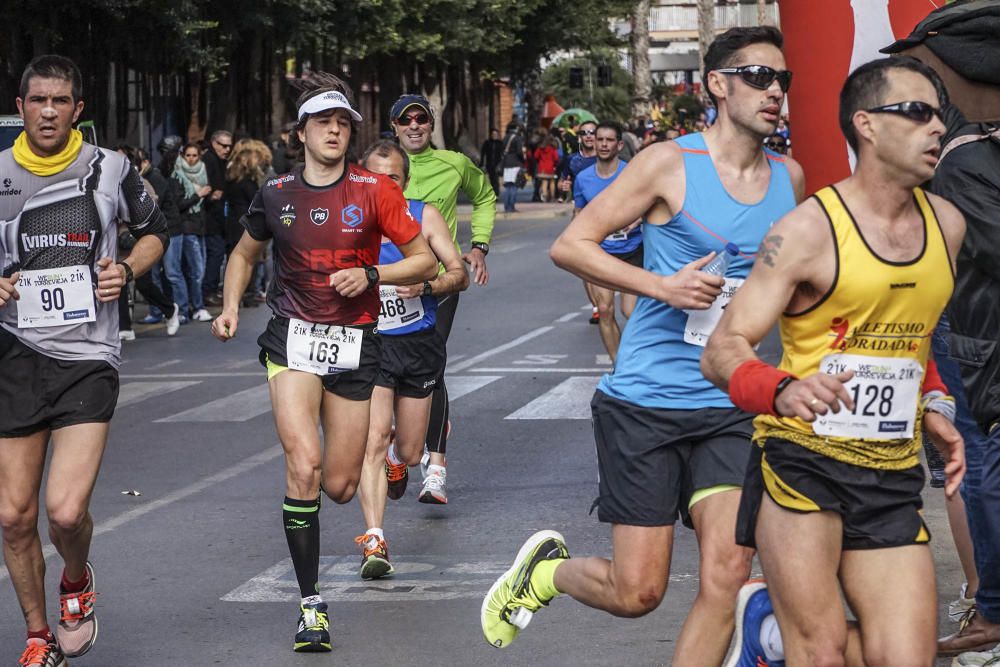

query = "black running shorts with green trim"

[375,328,446,399]
[590,390,753,527]
[0,331,119,437]
[258,316,381,401]
[611,243,643,268]
[736,437,930,550]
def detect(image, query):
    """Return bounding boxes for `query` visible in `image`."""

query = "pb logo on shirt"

[310,208,329,226]
[341,204,363,228]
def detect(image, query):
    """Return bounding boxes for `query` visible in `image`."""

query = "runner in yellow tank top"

[703,58,966,666]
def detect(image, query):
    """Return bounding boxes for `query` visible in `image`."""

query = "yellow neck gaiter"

[12,129,83,176]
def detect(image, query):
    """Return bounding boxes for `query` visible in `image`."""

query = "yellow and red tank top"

[753,186,953,469]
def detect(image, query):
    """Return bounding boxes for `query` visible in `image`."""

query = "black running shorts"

[590,390,754,527]
[736,437,930,550]
[611,243,644,268]
[0,332,119,437]
[375,328,446,399]
[258,316,381,401]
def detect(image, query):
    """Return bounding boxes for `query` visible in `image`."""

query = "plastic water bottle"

[702,243,739,277]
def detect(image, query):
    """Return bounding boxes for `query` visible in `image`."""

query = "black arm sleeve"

[240,189,271,241]
[118,164,168,249]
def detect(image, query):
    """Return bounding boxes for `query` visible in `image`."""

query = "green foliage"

[541,51,633,123]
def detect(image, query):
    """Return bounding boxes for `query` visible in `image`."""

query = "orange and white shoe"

[18,637,67,667]
[57,562,98,657]
[355,534,394,580]
[386,454,409,500]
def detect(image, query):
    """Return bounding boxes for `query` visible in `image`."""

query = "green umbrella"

[552,108,598,128]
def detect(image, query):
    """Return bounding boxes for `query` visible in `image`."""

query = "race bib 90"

[16,266,96,328]
[812,353,922,440]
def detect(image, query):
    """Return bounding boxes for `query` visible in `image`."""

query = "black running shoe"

[293,601,331,652]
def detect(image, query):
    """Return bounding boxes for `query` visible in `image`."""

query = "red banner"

[780,0,938,195]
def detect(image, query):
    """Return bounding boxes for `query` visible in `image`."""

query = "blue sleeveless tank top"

[598,133,796,408]
[377,199,438,335]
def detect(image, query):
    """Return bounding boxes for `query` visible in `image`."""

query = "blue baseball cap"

[389,94,434,123]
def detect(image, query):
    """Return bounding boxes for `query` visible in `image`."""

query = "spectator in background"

[620,124,640,162]
[500,122,525,213]
[270,123,294,175]
[225,139,273,302]
[166,142,213,323]
[201,130,233,306]
[776,116,790,140]
[115,145,181,339]
[480,128,504,195]
[764,133,790,155]
[533,135,559,202]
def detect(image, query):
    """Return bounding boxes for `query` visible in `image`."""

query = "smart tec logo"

[341,204,363,228]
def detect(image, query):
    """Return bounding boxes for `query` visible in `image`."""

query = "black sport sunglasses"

[865,101,943,124]
[715,65,793,93]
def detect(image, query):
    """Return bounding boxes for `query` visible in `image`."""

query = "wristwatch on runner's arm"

[470,241,489,256]
[363,265,380,289]
[117,261,134,284]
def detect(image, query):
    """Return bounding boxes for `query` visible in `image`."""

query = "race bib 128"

[812,353,922,440]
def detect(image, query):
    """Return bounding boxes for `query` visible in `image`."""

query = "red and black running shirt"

[241,164,420,325]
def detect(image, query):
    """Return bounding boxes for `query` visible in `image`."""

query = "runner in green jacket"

[390,93,496,504]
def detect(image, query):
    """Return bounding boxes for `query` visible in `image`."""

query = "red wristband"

[922,358,948,396]
[729,359,794,416]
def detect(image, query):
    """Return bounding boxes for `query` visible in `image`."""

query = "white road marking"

[505,376,600,420]
[117,381,201,409]
[513,354,566,365]
[447,326,554,373]
[445,375,501,400]
[490,241,532,255]
[222,555,699,603]
[120,372,262,379]
[596,354,612,366]
[155,384,271,422]
[555,311,581,322]
[222,358,261,370]
[472,367,610,373]
[147,359,182,370]
[0,445,284,583]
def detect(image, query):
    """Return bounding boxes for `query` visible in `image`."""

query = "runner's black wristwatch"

[470,241,490,256]
[117,261,134,284]
[422,281,433,297]
[363,265,379,289]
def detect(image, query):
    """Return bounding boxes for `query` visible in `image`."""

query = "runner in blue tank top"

[355,140,469,580]
[482,27,806,664]
[573,121,643,363]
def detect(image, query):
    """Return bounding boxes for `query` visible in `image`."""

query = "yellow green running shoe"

[481,530,569,648]
[293,600,331,652]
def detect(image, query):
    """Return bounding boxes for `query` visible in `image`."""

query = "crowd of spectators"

[116,128,290,339]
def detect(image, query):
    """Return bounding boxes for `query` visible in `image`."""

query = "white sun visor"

[297,91,363,123]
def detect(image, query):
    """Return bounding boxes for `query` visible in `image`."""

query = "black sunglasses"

[394,112,430,126]
[865,101,943,124]
[715,65,793,93]
[580,129,596,136]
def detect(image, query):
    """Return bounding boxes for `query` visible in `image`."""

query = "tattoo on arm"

[759,234,783,267]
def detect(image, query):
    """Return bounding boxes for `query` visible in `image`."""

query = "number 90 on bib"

[812,353,923,440]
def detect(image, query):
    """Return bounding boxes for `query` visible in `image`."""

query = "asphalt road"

[0,208,965,666]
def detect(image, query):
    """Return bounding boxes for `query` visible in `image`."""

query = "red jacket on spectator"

[534,145,559,176]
